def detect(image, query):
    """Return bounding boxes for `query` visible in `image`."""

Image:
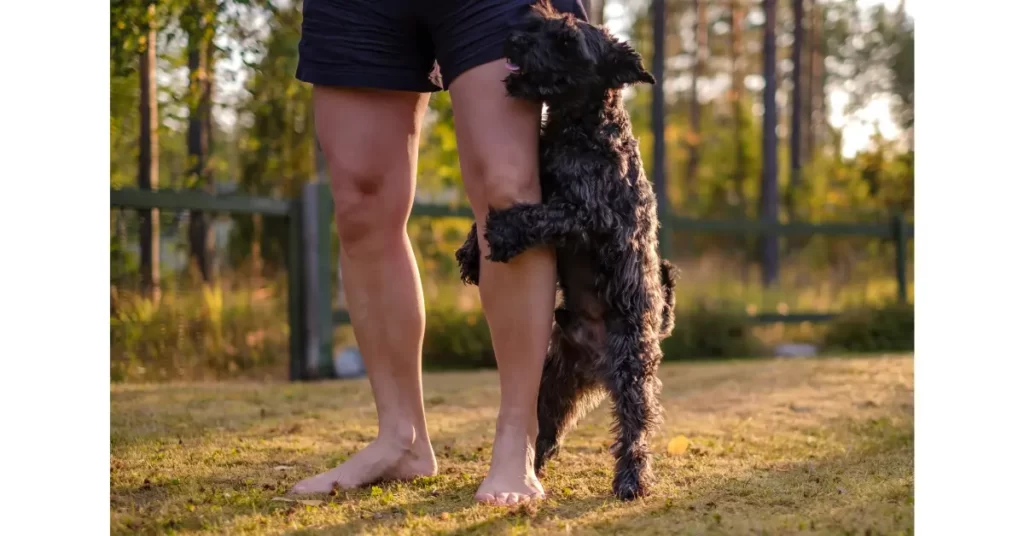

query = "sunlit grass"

[111,354,914,534]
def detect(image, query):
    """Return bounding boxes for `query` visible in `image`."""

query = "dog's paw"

[455,245,481,286]
[483,226,521,263]
[534,437,560,474]
[612,469,655,501]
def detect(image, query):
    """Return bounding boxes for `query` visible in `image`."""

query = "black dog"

[454,1,677,500]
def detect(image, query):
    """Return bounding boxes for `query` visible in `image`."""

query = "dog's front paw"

[455,225,482,285]
[483,223,523,263]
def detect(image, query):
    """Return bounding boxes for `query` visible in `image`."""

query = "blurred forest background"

[110,0,914,382]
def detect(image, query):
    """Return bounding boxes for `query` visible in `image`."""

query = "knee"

[328,161,410,251]
[468,159,541,214]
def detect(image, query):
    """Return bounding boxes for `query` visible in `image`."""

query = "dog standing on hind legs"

[455,1,678,500]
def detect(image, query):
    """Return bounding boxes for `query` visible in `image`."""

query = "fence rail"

[668,215,913,239]
[111,186,914,381]
[110,188,291,216]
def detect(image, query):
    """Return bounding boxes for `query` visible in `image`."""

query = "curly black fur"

[454,1,678,501]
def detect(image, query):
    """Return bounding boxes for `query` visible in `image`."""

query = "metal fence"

[111,185,913,381]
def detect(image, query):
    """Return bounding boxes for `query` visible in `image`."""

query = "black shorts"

[296,0,588,92]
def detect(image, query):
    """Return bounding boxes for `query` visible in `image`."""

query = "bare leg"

[449,60,557,506]
[291,87,437,494]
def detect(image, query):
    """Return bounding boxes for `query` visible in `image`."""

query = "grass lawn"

[111,354,914,535]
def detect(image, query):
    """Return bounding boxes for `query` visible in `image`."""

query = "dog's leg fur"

[603,324,663,500]
[658,259,677,339]
[535,309,605,475]
[455,224,482,286]
[483,201,606,263]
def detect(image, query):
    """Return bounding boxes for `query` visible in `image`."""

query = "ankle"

[496,407,538,432]
[377,421,419,449]
[378,420,435,455]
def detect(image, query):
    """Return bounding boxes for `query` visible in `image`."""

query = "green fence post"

[287,199,308,381]
[892,213,908,304]
[315,181,335,378]
[300,182,336,379]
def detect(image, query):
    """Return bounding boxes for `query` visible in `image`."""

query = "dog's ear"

[531,0,558,17]
[555,15,580,46]
[602,37,656,87]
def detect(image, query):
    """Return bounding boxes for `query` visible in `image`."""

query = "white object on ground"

[773,343,819,358]
[334,347,365,378]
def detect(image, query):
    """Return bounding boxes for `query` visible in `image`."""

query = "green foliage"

[824,302,914,353]
[662,305,763,360]
[793,135,914,223]
[110,215,140,283]
[409,216,475,301]
[422,308,495,370]
[110,282,289,382]
[418,92,463,193]
[235,2,313,200]
[110,279,914,383]
[422,303,765,370]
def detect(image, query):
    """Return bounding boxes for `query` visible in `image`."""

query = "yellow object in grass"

[667,435,691,456]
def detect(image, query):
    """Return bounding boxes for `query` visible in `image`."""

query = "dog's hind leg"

[602,325,664,500]
[658,259,678,339]
[535,309,604,475]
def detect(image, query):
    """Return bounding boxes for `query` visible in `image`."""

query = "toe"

[496,492,512,505]
[475,492,497,504]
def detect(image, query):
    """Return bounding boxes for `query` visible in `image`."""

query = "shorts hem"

[441,43,508,90]
[296,64,441,93]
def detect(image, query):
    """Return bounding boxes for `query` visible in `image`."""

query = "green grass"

[111,354,913,534]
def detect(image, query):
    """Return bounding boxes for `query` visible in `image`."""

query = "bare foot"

[475,420,546,506]
[290,433,437,494]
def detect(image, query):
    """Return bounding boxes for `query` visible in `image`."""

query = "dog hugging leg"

[455,196,609,281]
[482,199,602,263]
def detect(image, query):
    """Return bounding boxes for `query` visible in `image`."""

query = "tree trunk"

[187,6,215,283]
[651,0,669,257]
[760,0,780,287]
[685,0,707,210]
[787,0,804,219]
[138,2,160,299]
[806,0,823,160]
[731,0,748,216]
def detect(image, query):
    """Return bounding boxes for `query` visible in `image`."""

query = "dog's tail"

[658,259,678,339]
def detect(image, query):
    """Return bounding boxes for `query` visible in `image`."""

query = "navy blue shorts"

[297,0,588,92]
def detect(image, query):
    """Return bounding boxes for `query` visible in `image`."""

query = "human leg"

[449,61,556,505]
[289,0,443,494]
[290,86,438,493]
